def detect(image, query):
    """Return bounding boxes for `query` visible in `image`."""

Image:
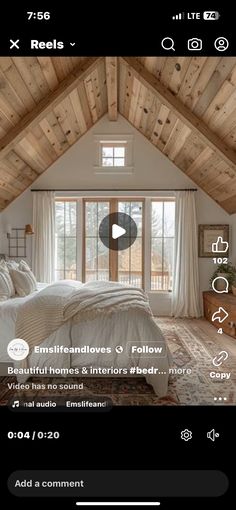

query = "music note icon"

[12,400,20,408]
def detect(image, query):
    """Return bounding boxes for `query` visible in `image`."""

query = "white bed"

[0,281,170,397]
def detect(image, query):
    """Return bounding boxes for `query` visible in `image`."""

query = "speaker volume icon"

[207,429,220,442]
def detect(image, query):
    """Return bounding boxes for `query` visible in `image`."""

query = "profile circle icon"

[7,339,29,361]
[214,37,229,52]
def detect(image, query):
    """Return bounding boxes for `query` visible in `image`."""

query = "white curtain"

[171,191,201,318]
[32,191,55,283]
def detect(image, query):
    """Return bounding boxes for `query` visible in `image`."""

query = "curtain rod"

[31,188,197,192]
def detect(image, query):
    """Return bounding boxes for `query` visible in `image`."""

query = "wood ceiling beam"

[120,57,236,171]
[0,57,102,160]
[105,57,118,120]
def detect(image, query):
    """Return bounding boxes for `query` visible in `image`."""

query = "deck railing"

[85,270,172,290]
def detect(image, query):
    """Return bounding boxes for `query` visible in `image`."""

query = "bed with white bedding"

[0,280,170,397]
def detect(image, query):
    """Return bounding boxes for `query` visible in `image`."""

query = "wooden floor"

[177,317,236,356]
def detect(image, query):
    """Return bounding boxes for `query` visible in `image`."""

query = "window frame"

[82,198,110,283]
[54,196,175,293]
[93,134,134,174]
[55,199,78,281]
[101,142,126,168]
[150,198,175,292]
[82,198,145,288]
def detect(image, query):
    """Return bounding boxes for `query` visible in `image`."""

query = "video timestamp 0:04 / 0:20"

[7,431,60,440]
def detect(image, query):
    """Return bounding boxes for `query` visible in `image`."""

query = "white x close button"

[10,39,20,49]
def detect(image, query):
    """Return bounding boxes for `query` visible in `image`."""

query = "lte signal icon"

[172,12,185,20]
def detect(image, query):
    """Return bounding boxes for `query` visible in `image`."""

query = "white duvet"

[0,281,170,397]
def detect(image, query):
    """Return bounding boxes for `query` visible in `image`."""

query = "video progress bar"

[76,503,161,507]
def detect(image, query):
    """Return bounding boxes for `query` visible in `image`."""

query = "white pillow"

[0,270,15,301]
[6,260,19,270]
[0,261,15,295]
[18,260,32,272]
[18,261,37,289]
[0,260,9,272]
[2,259,31,272]
[9,268,37,297]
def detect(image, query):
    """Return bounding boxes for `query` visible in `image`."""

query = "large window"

[55,197,175,291]
[151,200,175,291]
[55,201,77,280]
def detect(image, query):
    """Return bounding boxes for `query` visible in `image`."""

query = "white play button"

[112,223,126,239]
[99,212,137,251]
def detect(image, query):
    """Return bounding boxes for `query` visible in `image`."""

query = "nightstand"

[203,291,236,339]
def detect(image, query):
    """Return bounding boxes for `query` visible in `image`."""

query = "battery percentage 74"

[203,11,220,20]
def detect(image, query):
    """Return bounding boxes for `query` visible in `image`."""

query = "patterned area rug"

[0,317,235,405]
[156,317,236,406]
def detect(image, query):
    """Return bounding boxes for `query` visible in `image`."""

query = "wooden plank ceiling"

[0,56,236,213]
[0,57,107,211]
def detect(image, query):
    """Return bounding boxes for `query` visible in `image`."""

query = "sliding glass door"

[118,201,143,287]
[83,199,144,287]
[84,201,110,282]
[55,198,175,289]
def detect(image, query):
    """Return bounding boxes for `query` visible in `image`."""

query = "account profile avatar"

[7,338,29,361]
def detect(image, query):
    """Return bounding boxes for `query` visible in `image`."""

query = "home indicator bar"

[75,504,161,507]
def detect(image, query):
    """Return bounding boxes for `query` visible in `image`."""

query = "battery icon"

[203,11,220,20]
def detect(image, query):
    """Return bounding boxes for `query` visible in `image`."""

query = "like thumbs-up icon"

[212,236,229,253]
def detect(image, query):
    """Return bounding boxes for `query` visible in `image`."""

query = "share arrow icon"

[212,307,229,323]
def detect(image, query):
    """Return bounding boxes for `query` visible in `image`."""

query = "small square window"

[94,135,133,174]
[101,144,126,167]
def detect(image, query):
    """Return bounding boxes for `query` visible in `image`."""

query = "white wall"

[0,189,33,264]
[0,114,235,314]
[26,114,202,190]
[196,192,236,300]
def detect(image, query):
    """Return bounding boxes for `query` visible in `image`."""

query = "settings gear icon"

[181,429,192,441]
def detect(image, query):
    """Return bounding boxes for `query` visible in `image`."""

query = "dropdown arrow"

[70,42,76,46]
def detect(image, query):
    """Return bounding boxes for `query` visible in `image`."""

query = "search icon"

[161,37,175,51]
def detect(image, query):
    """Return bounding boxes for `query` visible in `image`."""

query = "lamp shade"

[25,224,34,235]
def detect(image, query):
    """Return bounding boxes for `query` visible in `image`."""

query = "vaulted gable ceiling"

[0,56,236,213]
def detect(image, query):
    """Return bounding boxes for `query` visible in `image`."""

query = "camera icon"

[187,38,202,50]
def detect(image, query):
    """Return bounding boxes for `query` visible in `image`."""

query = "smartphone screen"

[0,5,235,508]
